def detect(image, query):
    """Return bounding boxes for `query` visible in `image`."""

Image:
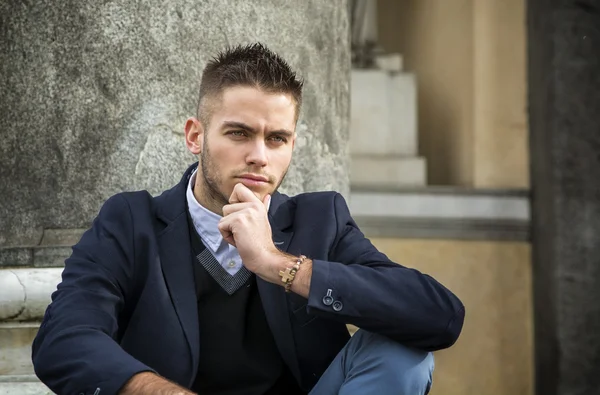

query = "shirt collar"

[186,169,223,253]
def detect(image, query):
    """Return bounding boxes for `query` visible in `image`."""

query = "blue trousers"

[309,330,434,395]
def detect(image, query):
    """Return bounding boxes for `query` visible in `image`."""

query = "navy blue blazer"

[32,163,464,395]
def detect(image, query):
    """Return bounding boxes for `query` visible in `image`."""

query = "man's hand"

[219,183,313,296]
[218,183,282,279]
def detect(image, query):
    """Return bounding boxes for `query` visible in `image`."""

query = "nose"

[246,140,268,167]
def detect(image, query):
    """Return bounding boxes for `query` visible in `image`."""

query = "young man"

[32,43,465,395]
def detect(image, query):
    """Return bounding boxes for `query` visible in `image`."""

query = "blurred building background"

[348,1,531,394]
[1,1,599,394]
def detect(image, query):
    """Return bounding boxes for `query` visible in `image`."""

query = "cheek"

[272,151,293,174]
[208,145,235,169]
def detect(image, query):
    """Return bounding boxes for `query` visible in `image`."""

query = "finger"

[229,183,260,204]
[222,202,255,217]
[217,218,236,247]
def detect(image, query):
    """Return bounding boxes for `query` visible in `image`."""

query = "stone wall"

[0,0,350,253]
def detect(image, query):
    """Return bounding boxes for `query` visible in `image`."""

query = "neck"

[193,178,227,216]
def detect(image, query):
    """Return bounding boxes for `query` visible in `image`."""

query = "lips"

[238,174,269,183]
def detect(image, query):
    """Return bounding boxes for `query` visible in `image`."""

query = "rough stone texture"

[528,0,600,394]
[32,247,73,268]
[0,249,32,268]
[0,269,63,321]
[38,228,85,246]
[0,0,350,249]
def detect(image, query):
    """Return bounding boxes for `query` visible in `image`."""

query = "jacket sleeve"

[306,193,465,351]
[32,194,154,395]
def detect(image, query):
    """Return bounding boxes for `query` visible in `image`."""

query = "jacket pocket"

[288,294,317,327]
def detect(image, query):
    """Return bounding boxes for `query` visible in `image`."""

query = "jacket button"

[323,288,334,305]
[332,300,343,311]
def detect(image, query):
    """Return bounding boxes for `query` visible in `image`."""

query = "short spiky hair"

[197,43,304,127]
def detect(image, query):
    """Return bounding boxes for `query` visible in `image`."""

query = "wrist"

[279,255,307,293]
[257,250,312,297]
[257,249,291,283]
[291,257,312,294]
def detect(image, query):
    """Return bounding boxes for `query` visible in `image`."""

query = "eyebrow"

[222,121,294,137]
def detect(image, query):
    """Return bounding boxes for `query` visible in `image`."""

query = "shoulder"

[291,190,339,202]
[287,191,352,223]
[99,190,154,212]
[94,191,156,225]
[292,191,349,210]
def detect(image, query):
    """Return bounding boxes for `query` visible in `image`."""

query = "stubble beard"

[200,146,229,214]
[198,143,290,214]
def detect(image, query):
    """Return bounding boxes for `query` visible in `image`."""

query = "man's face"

[185,86,297,213]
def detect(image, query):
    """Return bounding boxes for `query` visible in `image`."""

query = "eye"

[228,130,247,138]
[269,135,287,144]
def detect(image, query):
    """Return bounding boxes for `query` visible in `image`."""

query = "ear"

[184,117,204,155]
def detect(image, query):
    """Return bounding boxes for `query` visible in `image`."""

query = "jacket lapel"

[155,164,200,385]
[154,167,301,385]
[257,192,302,382]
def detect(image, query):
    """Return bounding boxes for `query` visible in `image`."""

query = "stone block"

[351,71,390,155]
[350,156,426,188]
[389,73,418,154]
[350,70,417,157]
[0,272,25,321]
[375,53,403,72]
[0,269,62,322]
[39,229,85,246]
[0,249,32,268]
[32,247,71,268]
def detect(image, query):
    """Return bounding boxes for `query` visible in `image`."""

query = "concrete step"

[351,156,427,188]
[0,375,52,395]
[0,323,39,377]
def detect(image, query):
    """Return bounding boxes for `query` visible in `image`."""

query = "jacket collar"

[154,162,197,225]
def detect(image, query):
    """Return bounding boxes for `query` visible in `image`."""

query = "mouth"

[236,174,270,186]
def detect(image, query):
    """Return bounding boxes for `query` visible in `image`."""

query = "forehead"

[210,86,297,130]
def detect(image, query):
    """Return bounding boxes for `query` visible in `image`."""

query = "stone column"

[0,0,350,390]
[528,0,600,394]
[473,0,528,188]
[0,0,350,254]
